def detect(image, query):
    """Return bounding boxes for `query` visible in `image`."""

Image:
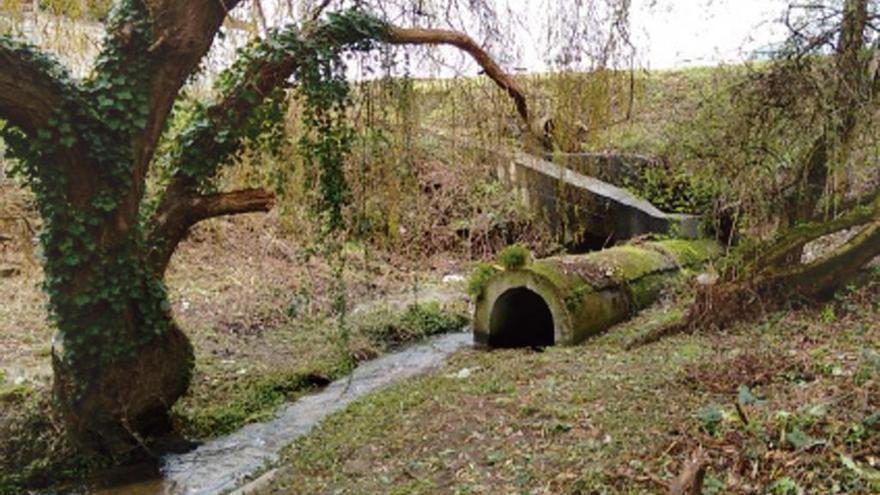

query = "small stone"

[447,367,472,379]
[696,271,718,285]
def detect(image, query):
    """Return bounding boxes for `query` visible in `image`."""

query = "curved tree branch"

[756,192,880,269]
[384,26,530,123]
[148,13,531,266]
[99,0,245,180]
[0,39,66,134]
[86,0,246,237]
[771,215,880,299]
[0,38,100,207]
[161,17,532,187]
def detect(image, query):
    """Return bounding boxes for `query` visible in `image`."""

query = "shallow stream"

[81,331,471,495]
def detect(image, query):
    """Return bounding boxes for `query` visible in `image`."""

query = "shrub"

[466,263,499,297]
[359,302,468,346]
[497,243,531,270]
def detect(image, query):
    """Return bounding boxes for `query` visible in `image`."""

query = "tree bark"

[0,41,65,134]
[149,186,276,275]
[753,192,878,269]
[52,313,193,456]
[769,217,880,299]
[781,0,872,228]
[678,212,879,334]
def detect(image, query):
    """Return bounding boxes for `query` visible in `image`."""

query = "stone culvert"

[473,239,719,348]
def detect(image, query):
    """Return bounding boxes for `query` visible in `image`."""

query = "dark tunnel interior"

[488,287,555,348]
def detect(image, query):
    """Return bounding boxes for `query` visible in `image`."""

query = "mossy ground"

[173,301,468,439]
[257,271,879,495]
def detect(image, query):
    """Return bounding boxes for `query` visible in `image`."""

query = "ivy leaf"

[737,385,762,406]
[840,454,880,481]
[786,428,823,450]
[98,95,114,108]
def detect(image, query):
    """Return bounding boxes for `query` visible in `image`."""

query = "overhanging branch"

[150,11,532,270]
[384,26,531,123]
[192,188,277,220]
[160,14,533,192]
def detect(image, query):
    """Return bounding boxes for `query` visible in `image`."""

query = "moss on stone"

[467,263,500,298]
[651,239,720,266]
[586,244,675,282]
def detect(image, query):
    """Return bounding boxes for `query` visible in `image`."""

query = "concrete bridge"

[494,150,701,249]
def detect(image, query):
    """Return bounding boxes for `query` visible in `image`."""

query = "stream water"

[78,331,472,495]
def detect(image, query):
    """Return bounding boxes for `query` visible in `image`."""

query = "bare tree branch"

[149,186,275,273]
[308,0,335,23]
[384,26,530,123]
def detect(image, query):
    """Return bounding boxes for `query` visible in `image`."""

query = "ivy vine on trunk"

[0,0,534,455]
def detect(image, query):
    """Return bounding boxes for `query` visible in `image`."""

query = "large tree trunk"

[52,318,193,456]
[678,204,879,334]
[46,224,195,454]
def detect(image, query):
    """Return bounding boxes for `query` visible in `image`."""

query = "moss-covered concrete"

[473,240,719,346]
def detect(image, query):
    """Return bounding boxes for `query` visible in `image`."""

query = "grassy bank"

[174,300,469,439]
[258,272,879,494]
[0,205,470,492]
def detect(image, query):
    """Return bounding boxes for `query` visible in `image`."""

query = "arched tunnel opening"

[488,287,555,348]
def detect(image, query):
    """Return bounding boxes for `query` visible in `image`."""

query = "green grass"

[259,275,879,494]
[172,301,468,439]
[0,298,468,492]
